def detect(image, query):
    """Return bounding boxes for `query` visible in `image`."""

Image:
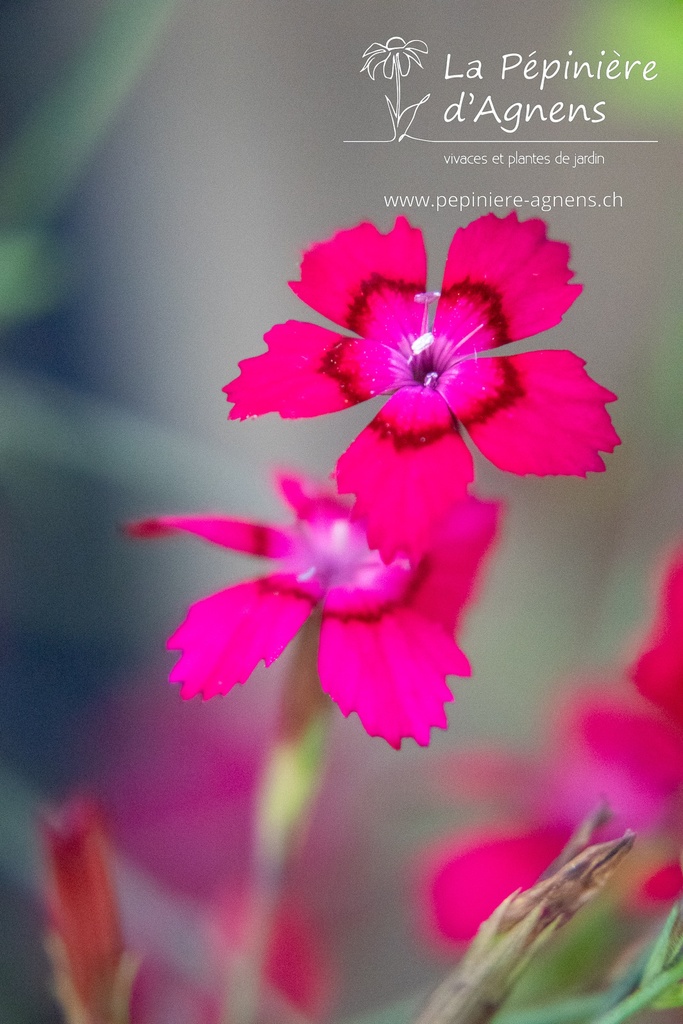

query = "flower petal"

[442,350,620,476]
[630,547,683,729]
[319,595,468,749]
[126,515,293,558]
[433,213,582,355]
[225,321,398,420]
[169,575,321,699]
[336,387,474,563]
[548,690,683,833]
[422,826,569,945]
[437,747,536,806]
[411,497,501,634]
[275,471,349,523]
[637,861,683,906]
[289,218,426,342]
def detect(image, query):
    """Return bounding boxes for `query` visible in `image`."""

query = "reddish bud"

[42,798,129,1024]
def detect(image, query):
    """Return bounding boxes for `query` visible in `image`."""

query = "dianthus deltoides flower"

[226,213,619,563]
[129,473,500,748]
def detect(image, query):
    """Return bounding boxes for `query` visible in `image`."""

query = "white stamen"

[297,566,316,582]
[411,331,434,355]
[414,290,441,333]
[453,322,484,352]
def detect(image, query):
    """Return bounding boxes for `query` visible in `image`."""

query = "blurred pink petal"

[126,515,292,558]
[420,826,569,945]
[419,685,683,947]
[131,961,218,1024]
[631,546,683,729]
[409,497,501,635]
[636,860,683,906]
[168,576,322,699]
[546,690,683,833]
[212,890,336,1021]
[436,747,535,805]
[98,691,265,899]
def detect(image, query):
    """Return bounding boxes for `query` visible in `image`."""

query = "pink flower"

[417,687,683,945]
[129,473,500,748]
[130,894,335,1024]
[87,690,338,1023]
[637,860,683,906]
[422,825,569,947]
[226,214,619,562]
[630,546,683,729]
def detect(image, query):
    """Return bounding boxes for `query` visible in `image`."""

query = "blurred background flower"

[416,542,683,961]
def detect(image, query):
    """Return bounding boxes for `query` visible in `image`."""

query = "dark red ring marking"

[369,409,456,450]
[459,359,525,427]
[439,278,510,349]
[319,338,373,406]
[346,273,424,336]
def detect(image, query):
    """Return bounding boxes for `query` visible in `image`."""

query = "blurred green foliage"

[0,230,69,323]
[0,0,179,332]
[0,0,179,228]
[576,0,683,126]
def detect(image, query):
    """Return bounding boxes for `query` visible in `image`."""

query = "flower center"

[293,515,411,594]
[403,290,452,388]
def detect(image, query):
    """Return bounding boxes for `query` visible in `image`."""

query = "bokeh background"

[0,0,681,1021]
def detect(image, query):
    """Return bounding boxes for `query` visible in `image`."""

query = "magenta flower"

[226,214,620,563]
[417,686,683,945]
[129,474,500,748]
[630,545,683,728]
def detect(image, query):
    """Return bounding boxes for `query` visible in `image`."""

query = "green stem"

[496,994,609,1024]
[225,618,331,1024]
[588,959,683,1024]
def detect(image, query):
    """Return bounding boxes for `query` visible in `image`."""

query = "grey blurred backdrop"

[0,0,680,1020]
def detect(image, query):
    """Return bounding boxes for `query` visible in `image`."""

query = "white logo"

[360,37,430,141]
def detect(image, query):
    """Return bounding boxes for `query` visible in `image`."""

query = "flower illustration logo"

[360,37,430,141]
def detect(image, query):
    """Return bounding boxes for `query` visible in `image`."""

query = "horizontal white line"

[344,139,658,144]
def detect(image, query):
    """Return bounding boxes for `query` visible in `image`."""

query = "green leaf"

[589,958,683,1024]
[641,903,683,1008]
[641,905,682,985]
